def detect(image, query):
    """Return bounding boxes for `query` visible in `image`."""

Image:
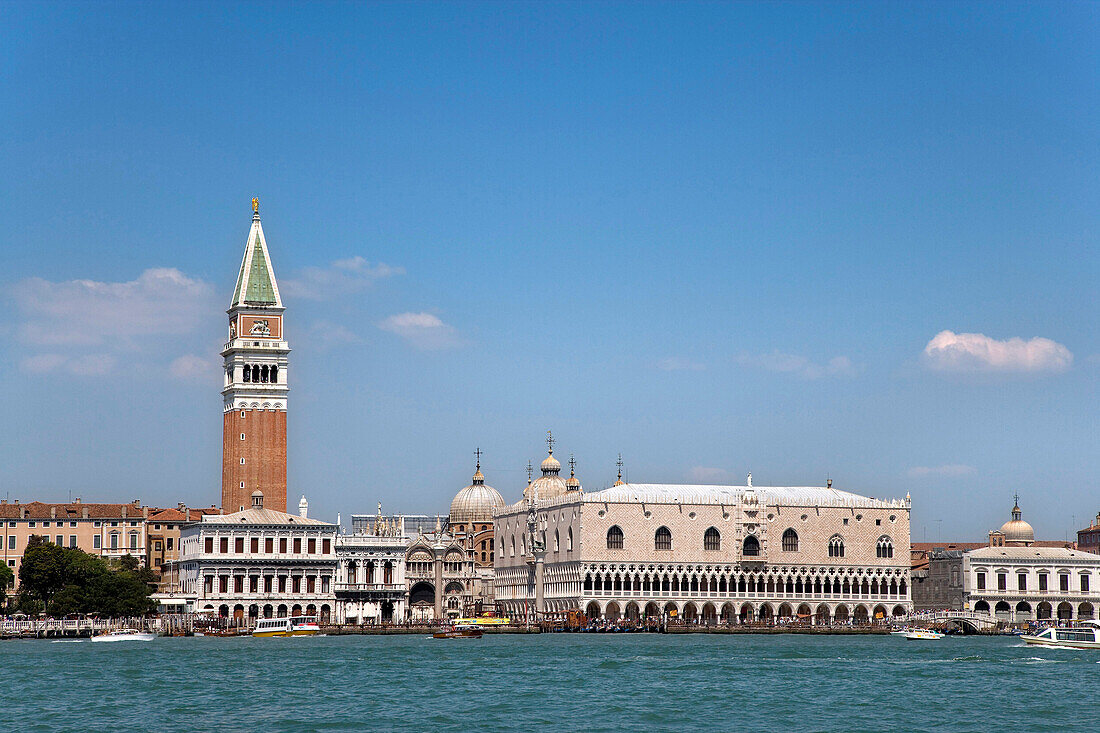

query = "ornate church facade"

[495,455,912,624]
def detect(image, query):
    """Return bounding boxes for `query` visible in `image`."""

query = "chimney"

[82,507,89,519]
[50,507,56,519]
[143,507,149,519]
[178,502,186,511]
[74,497,81,504]
[134,500,140,508]
[121,505,128,519]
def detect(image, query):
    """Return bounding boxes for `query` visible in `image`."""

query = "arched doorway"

[739,603,754,623]
[702,603,717,624]
[1058,602,1073,620]
[664,601,679,619]
[777,603,793,619]
[892,605,906,618]
[994,601,1011,621]
[625,601,640,621]
[834,604,850,623]
[410,581,435,621]
[1078,602,1095,620]
[973,600,990,613]
[816,604,830,625]
[720,602,735,624]
[1015,602,1032,621]
[605,602,621,620]
[585,601,601,619]
[218,604,230,618]
[277,604,287,618]
[853,605,869,625]
[318,604,329,623]
[263,604,273,618]
[644,601,660,618]
[1037,601,1052,620]
[291,604,303,617]
[248,604,259,621]
[797,604,812,624]
[682,603,698,622]
[381,601,394,623]
[758,604,773,624]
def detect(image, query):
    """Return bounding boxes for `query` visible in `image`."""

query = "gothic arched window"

[876,536,893,559]
[270,365,278,383]
[742,535,761,557]
[782,528,799,552]
[243,364,251,382]
[704,527,721,551]
[655,526,672,551]
[607,525,624,549]
[829,535,845,558]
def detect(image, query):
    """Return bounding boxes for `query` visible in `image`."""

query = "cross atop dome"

[546,430,555,455]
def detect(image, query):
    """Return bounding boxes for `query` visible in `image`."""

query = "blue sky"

[1,2,1097,540]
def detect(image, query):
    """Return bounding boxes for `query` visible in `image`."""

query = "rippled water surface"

[4,633,1090,731]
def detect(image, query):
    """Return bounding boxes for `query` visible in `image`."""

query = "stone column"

[534,552,546,615]
[433,552,443,620]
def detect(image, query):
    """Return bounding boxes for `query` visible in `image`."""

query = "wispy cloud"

[378,311,461,350]
[282,257,403,300]
[20,353,116,376]
[921,330,1072,375]
[307,320,363,350]
[734,351,857,380]
[10,268,215,347]
[907,464,977,478]
[657,357,705,372]
[169,354,219,382]
[688,466,731,483]
[8,268,217,377]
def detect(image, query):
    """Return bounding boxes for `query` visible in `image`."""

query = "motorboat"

[91,628,157,642]
[1020,621,1100,649]
[903,628,945,640]
[452,612,511,627]
[252,616,321,638]
[433,622,483,639]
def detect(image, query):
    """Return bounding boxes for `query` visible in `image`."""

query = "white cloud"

[908,464,977,478]
[20,353,116,376]
[282,257,403,300]
[657,357,705,372]
[378,311,461,350]
[10,268,215,347]
[169,354,218,382]
[307,321,363,350]
[921,330,1072,374]
[688,466,730,483]
[734,351,857,380]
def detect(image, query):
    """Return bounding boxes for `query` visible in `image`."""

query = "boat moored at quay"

[252,616,321,638]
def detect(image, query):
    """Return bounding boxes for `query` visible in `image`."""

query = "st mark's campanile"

[221,198,289,513]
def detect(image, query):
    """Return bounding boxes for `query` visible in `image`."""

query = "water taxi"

[903,628,945,640]
[252,616,321,638]
[433,622,482,639]
[91,628,157,643]
[1020,621,1100,649]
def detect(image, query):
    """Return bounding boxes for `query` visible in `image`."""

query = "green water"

[4,634,1088,731]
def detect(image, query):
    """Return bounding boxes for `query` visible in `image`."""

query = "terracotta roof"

[147,506,221,522]
[0,501,144,520]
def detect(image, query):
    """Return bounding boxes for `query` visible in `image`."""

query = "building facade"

[177,498,337,622]
[221,199,290,513]
[961,501,1100,623]
[335,511,409,624]
[1077,512,1100,555]
[495,466,912,624]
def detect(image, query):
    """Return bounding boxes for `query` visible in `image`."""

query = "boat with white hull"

[1020,621,1100,649]
[903,628,945,640]
[252,616,320,638]
[91,628,157,642]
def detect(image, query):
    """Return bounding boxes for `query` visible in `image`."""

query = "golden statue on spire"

[252,197,259,213]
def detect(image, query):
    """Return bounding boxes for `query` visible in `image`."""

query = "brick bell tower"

[221,198,289,513]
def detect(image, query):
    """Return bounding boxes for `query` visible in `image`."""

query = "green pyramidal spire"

[231,202,282,309]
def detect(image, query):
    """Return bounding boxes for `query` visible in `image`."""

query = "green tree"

[18,536,67,609]
[0,561,13,591]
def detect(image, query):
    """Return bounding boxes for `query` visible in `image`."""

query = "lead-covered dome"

[999,501,1035,545]
[526,447,568,501]
[450,463,505,524]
